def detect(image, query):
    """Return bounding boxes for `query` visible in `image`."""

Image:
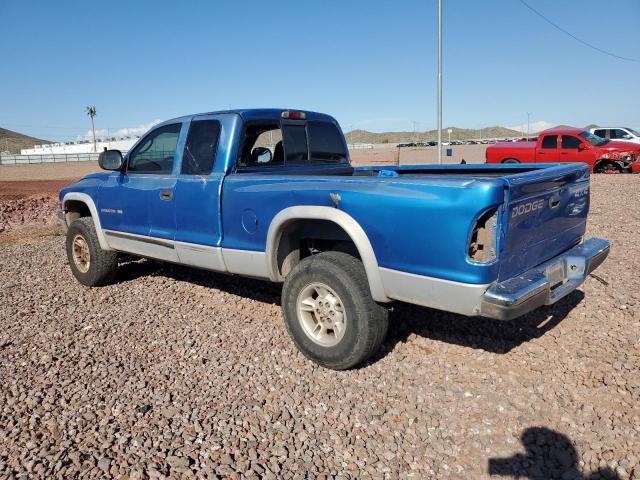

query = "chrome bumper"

[480,237,610,320]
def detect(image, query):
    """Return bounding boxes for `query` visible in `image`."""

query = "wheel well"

[275,219,360,278]
[63,199,91,225]
[593,158,620,173]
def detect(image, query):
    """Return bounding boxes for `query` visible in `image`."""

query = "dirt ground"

[349,144,488,166]
[0,161,99,181]
[0,173,638,479]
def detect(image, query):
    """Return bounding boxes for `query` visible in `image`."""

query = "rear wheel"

[502,158,520,164]
[66,217,118,286]
[281,251,388,370]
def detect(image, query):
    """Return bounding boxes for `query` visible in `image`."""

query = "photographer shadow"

[488,427,620,479]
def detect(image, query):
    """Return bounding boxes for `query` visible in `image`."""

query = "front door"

[560,134,592,164]
[98,122,184,260]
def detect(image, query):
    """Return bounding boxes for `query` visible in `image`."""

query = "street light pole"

[437,0,443,164]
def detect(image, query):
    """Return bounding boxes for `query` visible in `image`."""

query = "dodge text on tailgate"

[58,109,610,369]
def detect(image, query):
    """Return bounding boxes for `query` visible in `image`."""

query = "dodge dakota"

[59,109,610,369]
[486,127,639,173]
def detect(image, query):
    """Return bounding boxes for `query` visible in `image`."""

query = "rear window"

[541,135,557,149]
[308,121,348,164]
[282,125,308,165]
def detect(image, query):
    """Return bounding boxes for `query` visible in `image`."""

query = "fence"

[0,152,100,166]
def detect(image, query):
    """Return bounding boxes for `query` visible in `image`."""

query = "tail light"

[468,208,498,263]
[282,111,306,120]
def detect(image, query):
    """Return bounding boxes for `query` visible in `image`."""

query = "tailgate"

[499,164,590,281]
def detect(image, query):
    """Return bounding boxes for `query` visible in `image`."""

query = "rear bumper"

[480,237,610,320]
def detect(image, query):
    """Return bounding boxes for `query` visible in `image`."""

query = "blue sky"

[0,0,638,141]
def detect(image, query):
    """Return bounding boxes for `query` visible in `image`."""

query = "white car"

[590,127,640,144]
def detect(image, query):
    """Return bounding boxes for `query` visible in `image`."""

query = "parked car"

[58,109,610,369]
[397,142,417,148]
[486,127,640,173]
[590,127,640,145]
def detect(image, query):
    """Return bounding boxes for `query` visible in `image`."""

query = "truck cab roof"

[156,109,339,128]
[538,126,584,135]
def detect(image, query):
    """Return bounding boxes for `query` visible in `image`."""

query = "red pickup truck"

[486,127,640,173]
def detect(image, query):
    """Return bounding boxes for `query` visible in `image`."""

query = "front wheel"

[593,160,622,174]
[281,251,388,370]
[66,217,118,287]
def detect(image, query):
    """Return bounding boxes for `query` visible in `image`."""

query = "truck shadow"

[116,257,284,305]
[117,257,584,356]
[488,426,621,479]
[377,289,584,357]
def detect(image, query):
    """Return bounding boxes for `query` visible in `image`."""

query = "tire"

[65,217,118,287]
[502,158,520,164]
[593,160,622,174]
[281,251,389,370]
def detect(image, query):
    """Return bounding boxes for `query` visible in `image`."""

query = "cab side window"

[182,120,221,175]
[561,135,581,149]
[128,123,181,174]
[593,129,607,138]
[540,135,557,149]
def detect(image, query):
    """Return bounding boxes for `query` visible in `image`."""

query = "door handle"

[159,189,173,201]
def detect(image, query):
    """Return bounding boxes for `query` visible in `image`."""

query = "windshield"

[579,131,608,146]
[626,127,640,137]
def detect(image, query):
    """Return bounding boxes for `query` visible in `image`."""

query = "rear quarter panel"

[221,174,505,285]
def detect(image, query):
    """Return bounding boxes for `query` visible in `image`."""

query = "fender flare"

[62,192,112,250]
[265,206,390,303]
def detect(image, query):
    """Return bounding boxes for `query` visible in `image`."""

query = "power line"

[519,0,640,63]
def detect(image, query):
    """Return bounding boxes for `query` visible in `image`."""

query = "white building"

[21,137,138,155]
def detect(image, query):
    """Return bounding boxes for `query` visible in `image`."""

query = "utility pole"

[411,121,420,143]
[85,106,97,152]
[437,0,443,164]
[527,112,531,138]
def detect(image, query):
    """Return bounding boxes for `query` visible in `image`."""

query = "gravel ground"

[0,175,638,479]
[0,196,59,236]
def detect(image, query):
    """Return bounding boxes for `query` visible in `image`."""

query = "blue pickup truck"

[59,109,610,369]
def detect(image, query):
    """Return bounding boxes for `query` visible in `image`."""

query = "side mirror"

[622,134,633,139]
[250,147,272,164]
[98,150,123,170]
[578,143,589,151]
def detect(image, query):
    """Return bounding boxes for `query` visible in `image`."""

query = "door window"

[561,135,582,149]
[540,135,557,149]
[182,120,221,175]
[593,129,606,138]
[128,124,181,174]
[611,129,630,139]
